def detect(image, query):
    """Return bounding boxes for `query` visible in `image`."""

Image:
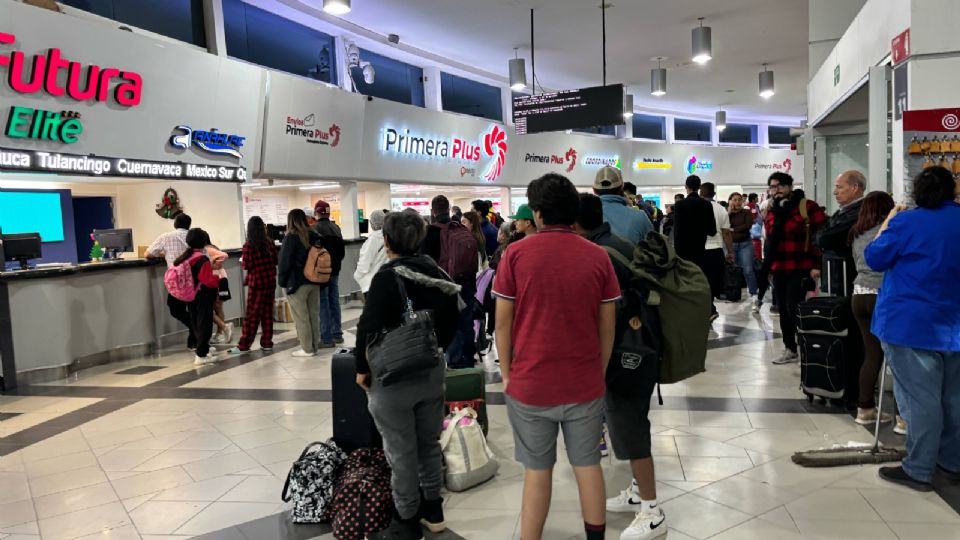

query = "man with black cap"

[312,200,345,347]
[673,175,719,319]
[594,166,653,245]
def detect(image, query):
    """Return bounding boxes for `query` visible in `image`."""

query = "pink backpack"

[164,254,202,302]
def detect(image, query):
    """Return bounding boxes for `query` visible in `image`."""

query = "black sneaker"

[367,510,423,540]
[936,464,960,483]
[334,337,345,344]
[878,466,934,492]
[419,494,445,533]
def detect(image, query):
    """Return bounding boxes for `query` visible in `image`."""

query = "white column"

[501,87,514,125]
[758,123,770,147]
[202,0,227,57]
[422,66,443,112]
[664,115,676,143]
[334,36,352,92]
[500,187,512,216]
[867,65,890,193]
[340,182,360,239]
[711,120,720,146]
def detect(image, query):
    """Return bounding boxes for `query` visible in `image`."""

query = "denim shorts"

[505,395,605,469]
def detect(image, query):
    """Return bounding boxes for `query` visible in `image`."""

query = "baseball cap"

[509,204,534,221]
[314,200,330,216]
[593,166,623,190]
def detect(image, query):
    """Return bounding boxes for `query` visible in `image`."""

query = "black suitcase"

[723,263,743,302]
[332,348,382,452]
[796,259,862,404]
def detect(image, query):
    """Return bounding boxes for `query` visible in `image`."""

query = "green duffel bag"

[444,367,488,435]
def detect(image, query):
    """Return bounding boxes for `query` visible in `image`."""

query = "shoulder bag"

[366,270,442,386]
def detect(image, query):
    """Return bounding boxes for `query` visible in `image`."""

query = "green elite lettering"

[5,106,83,143]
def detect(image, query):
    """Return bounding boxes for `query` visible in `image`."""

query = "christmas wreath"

[156,187,184,219]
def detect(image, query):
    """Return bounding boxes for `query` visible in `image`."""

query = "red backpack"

[438,221,479,281]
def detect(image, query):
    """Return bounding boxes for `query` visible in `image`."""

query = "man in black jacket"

[816,170,866,295]
[673,175,718,317]
[422,195,477,368]
[312,200,345,348]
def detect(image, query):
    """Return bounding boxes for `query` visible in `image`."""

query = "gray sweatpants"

[367,363,445,519]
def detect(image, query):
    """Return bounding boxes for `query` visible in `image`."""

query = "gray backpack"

[282,440,347,523]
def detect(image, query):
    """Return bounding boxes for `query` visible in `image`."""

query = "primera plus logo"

[285,114,342,147]
[0,31,143,107]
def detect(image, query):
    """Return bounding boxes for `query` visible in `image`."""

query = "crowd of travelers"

[149,163,960,539]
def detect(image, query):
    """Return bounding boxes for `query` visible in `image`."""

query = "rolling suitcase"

[331,348,382,452]
[796,259,861,404]
[445,367,488,435]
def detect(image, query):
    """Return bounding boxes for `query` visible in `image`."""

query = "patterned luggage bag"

[330,448,393,540]
[281,440,347,523]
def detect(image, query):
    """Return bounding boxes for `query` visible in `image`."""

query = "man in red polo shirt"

[493,173,619,540]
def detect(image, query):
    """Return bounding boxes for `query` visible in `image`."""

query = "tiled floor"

[0,300,957,539]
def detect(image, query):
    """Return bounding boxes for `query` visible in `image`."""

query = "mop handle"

[872,357,887,453]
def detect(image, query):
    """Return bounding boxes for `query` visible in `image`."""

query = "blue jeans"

[732,241,758,295]
[318,275,342,343]
[883,342,960,482]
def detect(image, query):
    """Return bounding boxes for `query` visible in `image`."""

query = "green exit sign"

[833,65,840,86]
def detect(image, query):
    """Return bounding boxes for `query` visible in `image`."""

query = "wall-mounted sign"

[582,155,621,168]
[753,158,793,174]
[891,28,910,66]
[633,157,672,171]
[0,145,246,182]
[524,147,577,172]
[5,106,83,143]
[169,126,246,159]
[0,31,143,107]
[286,114,342,147]
[685,155,714,175]
[381,124,508,182]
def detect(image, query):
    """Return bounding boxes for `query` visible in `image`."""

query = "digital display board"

[512,84,625,135]
[0,191,65,242]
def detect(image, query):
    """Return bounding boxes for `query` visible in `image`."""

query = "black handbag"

[366,271,442,386]
[218,277,232,301]
[606,287,661,395]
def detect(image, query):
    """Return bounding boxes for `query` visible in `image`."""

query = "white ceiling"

[272,0,809,125]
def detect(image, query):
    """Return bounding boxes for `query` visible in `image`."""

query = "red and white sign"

[891,28,911,66]
[753,158,793,174]
[0,31,143,107]
[382,124,509,182]
[903,108,960,132]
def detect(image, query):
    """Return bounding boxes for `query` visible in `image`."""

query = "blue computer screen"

[0,191,65,242]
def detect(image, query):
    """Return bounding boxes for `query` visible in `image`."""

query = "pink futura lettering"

[0,32,143,107]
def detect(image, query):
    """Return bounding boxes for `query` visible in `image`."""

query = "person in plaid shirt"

[229,216,278,354]
[763,172,827,364]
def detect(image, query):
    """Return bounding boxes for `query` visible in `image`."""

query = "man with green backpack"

[576,195,711,540]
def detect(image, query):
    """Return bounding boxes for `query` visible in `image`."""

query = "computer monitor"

[1,233,42,270]
[93,228,133,259]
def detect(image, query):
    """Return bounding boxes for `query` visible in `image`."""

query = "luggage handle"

[440,408,476,450]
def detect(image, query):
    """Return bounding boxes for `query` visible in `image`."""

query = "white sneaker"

[291,349,315,358]
[772,350,799,365]
[223,324,233,343]
[621,508,667,540]
[194,355,218,366]
[210,333,223,344]
[856,407,892,425]
[606,486,642,513]
[894,415,907,435]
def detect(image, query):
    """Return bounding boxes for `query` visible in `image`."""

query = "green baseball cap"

[509,204,534,221]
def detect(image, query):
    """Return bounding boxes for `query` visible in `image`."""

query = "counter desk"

[0,238,368,391]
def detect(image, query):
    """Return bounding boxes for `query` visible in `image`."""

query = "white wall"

[115,181,244,250]
[358,183,391,214]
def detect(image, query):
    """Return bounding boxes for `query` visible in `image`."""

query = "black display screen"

[512,84,625,135]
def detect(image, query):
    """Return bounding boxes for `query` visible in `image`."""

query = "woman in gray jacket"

[850,191,897,427]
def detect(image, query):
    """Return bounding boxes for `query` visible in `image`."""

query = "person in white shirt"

[700,183,733,320]
[354,210,389,300]
[146,214,196,349]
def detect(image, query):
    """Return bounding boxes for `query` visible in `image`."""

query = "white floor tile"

[694,475,802,516]
[679,456,754,482]
[793,518,899,539]
[785,488,880,521]
[33,481,119,520]
[660,493,753,539]
[173,502,281,536]
[36,501,131,540]
[129,501,209,535]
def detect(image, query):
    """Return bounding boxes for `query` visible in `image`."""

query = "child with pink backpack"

[166,228,222,365]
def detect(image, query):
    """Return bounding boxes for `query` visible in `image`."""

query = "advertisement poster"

[903,108,960,203]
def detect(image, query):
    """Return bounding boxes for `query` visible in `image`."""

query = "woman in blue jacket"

[866,166,960,492]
